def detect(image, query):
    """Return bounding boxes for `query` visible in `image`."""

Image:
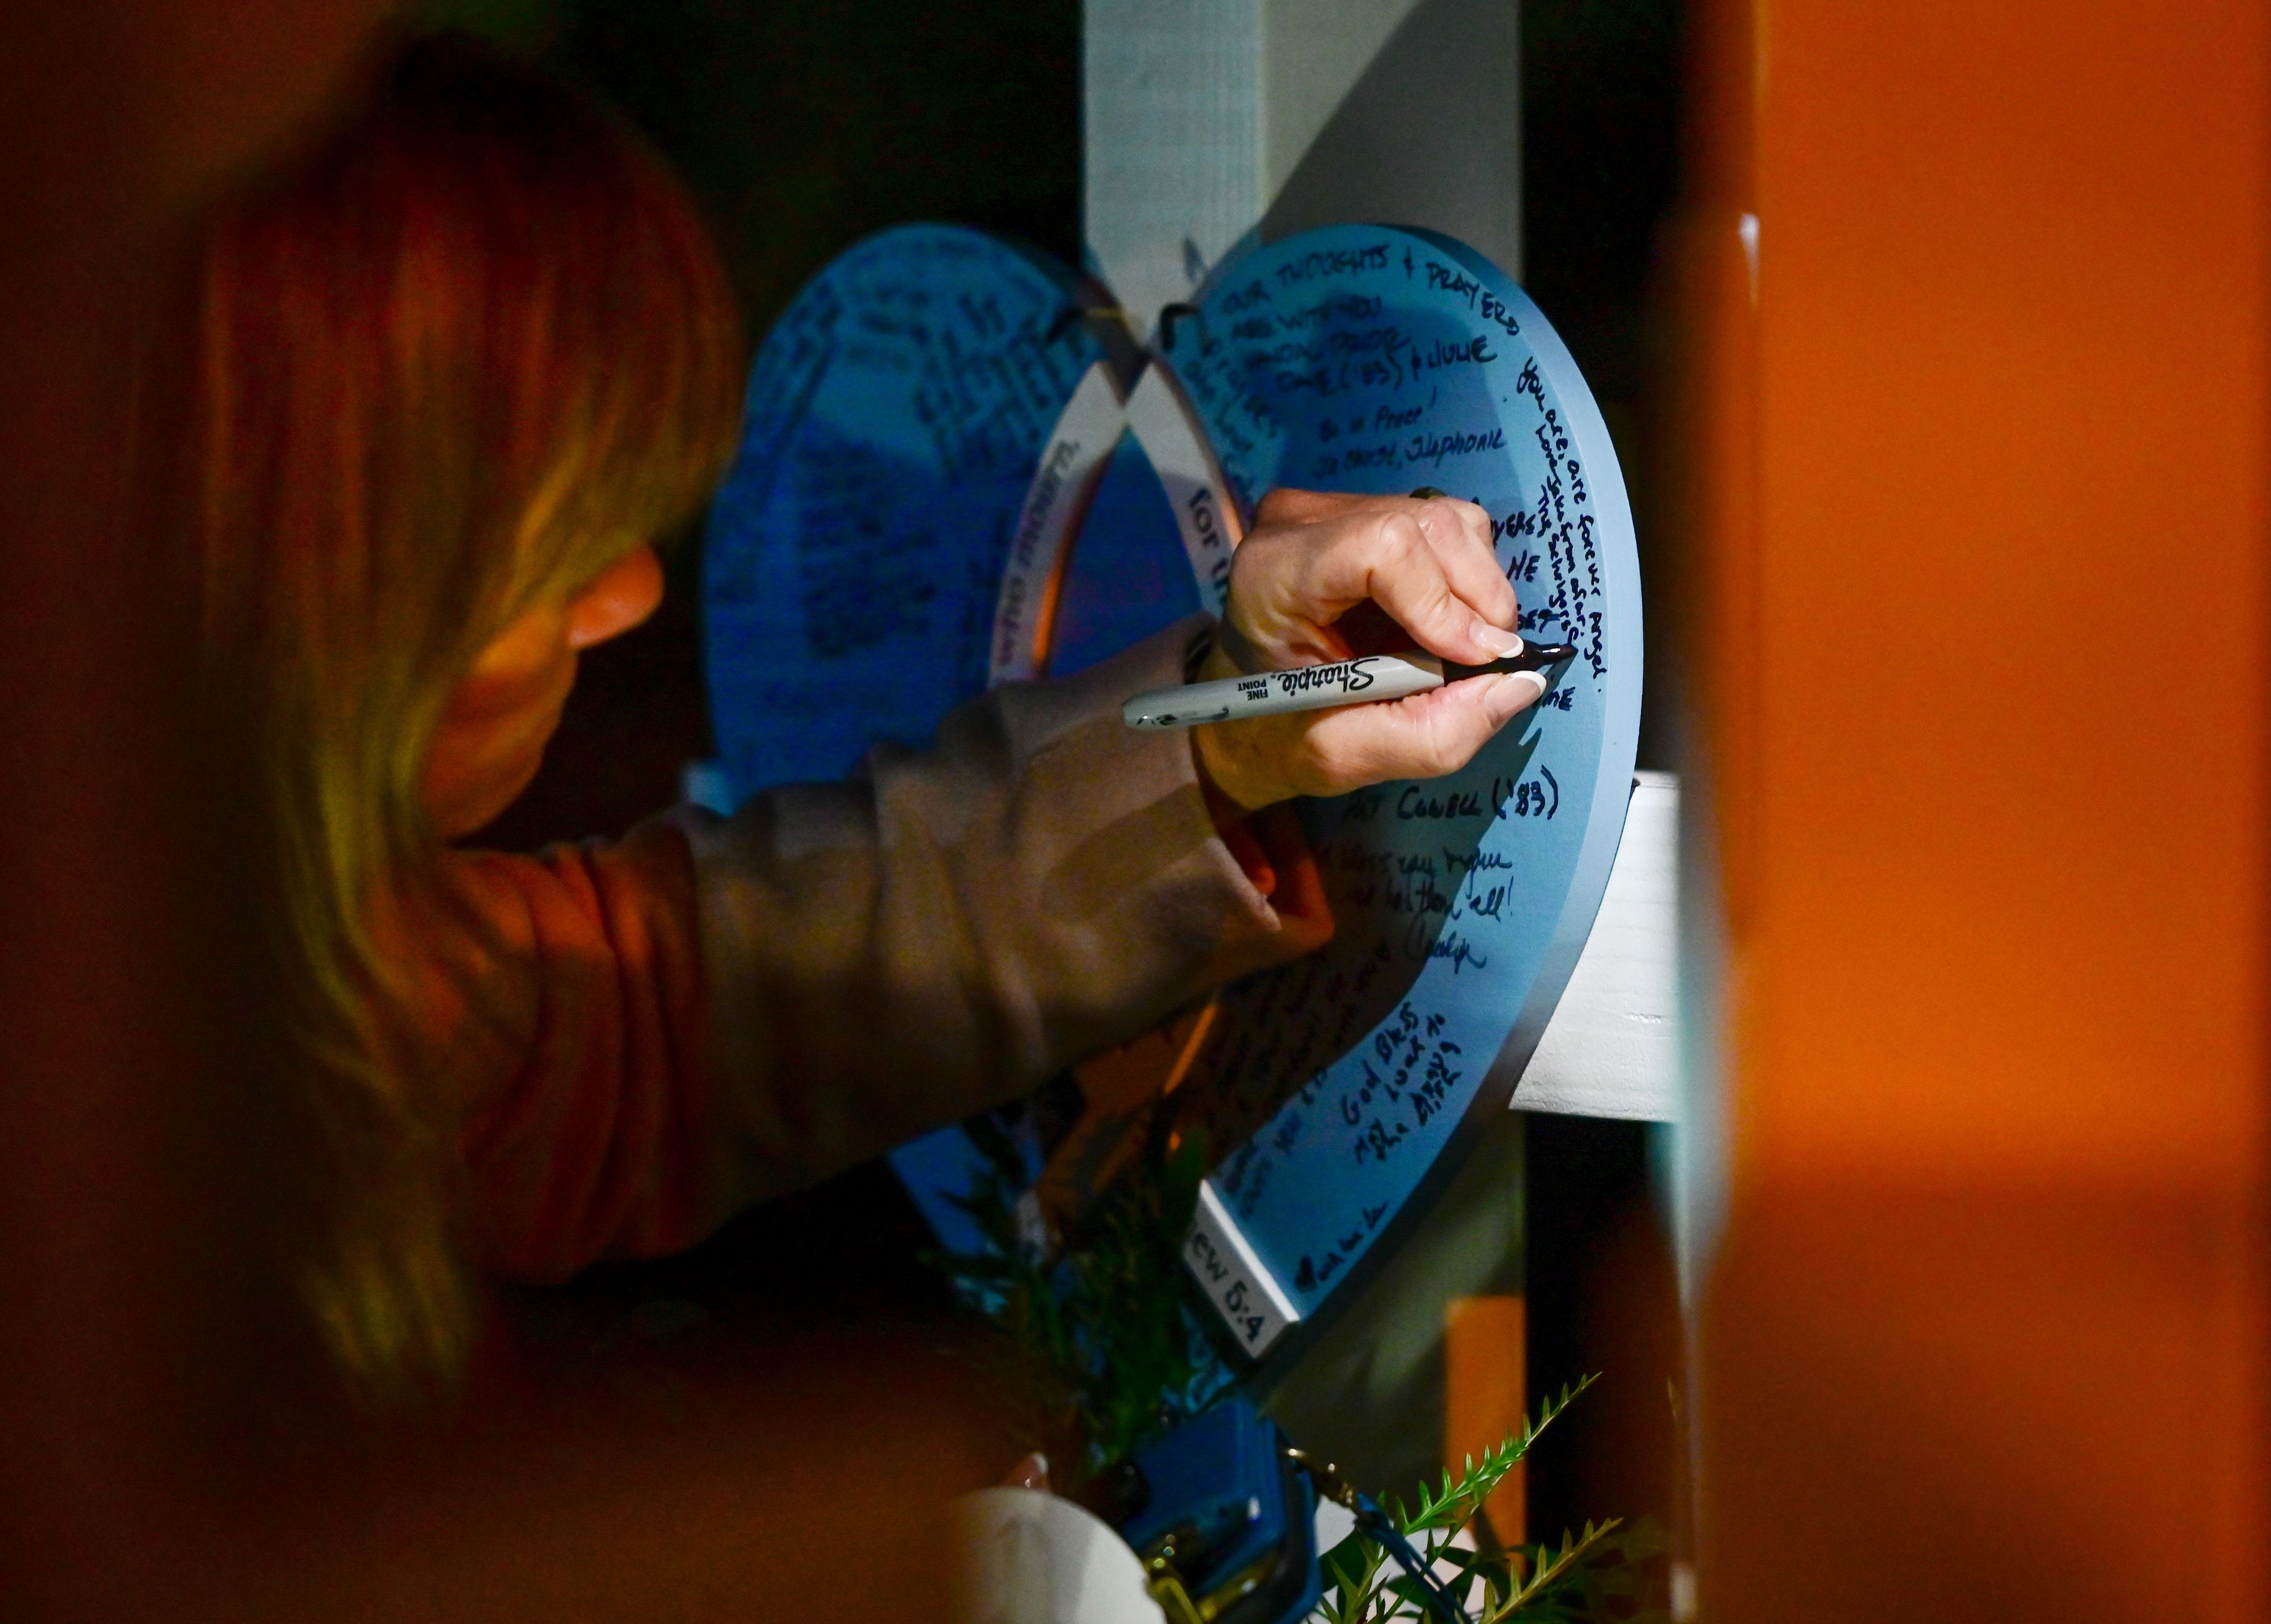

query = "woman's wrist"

[1190,724,1285,902]
[1186,623,1289,814]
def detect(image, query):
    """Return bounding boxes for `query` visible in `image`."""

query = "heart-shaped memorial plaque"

[703,222,1641,1374]
[1154,227,1641,1360]
[704,224,1107,798]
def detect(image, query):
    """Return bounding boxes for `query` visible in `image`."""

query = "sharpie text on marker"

[1121,642,1578,730]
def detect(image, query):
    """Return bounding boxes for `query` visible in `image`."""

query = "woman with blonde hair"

[185,34,1544,1392]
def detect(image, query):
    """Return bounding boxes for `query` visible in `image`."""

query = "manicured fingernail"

[1486,670,1548,723]
[1471,622,1525,659]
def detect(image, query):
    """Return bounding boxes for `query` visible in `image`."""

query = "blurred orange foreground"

[1680,2,2268,1618]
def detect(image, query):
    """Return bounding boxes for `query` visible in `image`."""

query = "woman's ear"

[565,544,665,651]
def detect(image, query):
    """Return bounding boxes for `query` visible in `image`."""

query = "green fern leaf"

[1497,1518,1623,1616]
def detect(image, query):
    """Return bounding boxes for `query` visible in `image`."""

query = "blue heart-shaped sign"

[703,222,1641,1370]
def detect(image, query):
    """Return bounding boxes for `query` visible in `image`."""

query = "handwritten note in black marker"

[704,225,1098,802]
[1160,225,1644,1354]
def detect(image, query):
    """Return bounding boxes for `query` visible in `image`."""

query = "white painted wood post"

[1083,0,1512,332]
[1512,774,1681,1122]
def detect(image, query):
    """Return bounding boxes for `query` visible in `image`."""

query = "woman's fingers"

[1287,504,1519,665]
[1227,491,1518,668]
[1298,671,1545,792]
[1409,497,1518,642]
[1196,486,1539,810]
[1193,669,1548,810]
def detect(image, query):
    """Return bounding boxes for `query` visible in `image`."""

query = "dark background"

[439,0,1687,1552]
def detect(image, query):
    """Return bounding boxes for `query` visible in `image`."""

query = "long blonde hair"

[181,35,742,1389]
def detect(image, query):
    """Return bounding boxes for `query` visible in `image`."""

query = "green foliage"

[1401,1376,1596,1537]
[1312,1377,1670,1624]
[930,1122,1670,1620]
[931,1128,1222,1486]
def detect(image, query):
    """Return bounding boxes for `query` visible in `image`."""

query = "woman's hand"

[1192,489,1547,811]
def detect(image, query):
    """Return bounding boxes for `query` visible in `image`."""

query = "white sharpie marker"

[1121,641,1578,730]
